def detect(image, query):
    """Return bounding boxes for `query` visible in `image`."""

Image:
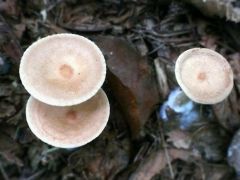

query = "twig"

[26,169,45,180]
[45,0,64,12]
[0,161,9,180]
[159,122,175,179]
[42,147,60,156]
[173,42,197,47]
[154,58,169,99]
[193,160,206,180]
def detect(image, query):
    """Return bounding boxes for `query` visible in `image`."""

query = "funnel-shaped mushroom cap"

[26,89,110,148]
[20,34,106,106]
[175,48,233,104]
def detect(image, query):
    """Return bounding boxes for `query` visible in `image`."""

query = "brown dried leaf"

[134,39,148,56]
[191,125,230,162]
[0,18,22,75]
[201,163,234,180]
[213,87,240,132]
[95,36,160,138]
[211,54,240,132]
[59,4,111,32]
[13,24,26,39]
[107,7,134,24]
[199,35,217,50]
[0,0,19,17]
[130,148,193,180]
[68,138,129,179]
[167,130,191,149]
[0,100,16,119]
[230,53,240,93]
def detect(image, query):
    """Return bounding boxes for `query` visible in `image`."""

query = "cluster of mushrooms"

[19,33,233,149]
[19,34,110,148]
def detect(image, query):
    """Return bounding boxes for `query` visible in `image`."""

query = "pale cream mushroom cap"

[26,89,110,148]
[20,34,106,106]
[175,48,233,104]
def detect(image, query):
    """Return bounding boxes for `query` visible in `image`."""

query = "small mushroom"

[175,48,233,104]
[26,89,110,148]
[20,34,106,106]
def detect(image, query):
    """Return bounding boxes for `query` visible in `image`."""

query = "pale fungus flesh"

[26,89,110,148]
[20,34,106,106]
[175,48,233,104]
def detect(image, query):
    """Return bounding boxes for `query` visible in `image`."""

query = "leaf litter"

[0,0,239,179]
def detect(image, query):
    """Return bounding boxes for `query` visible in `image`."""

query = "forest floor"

[0,0,240,179]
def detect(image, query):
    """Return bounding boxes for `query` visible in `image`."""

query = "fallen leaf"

[68,136,129,179]
[199,35,217,50]
[0,18,22,75]
[191,124,230,162]
[212,88,240,132]
[130,148,194,180]
[13,24,26,39]
[0,0,19,17]
[95,36,160,138]
[167,130,191,149]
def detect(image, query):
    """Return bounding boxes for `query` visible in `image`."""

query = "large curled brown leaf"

[95,36,160,138]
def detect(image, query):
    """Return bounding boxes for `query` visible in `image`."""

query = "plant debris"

[0,0,240,179]
[95,36,159,138]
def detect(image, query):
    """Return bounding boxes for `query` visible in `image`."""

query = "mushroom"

[26,89,110,148]
[20,33,106,106]
[175,48,233,104]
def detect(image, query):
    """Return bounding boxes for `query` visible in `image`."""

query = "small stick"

[159,124,175,179]
[0,161,9,180]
